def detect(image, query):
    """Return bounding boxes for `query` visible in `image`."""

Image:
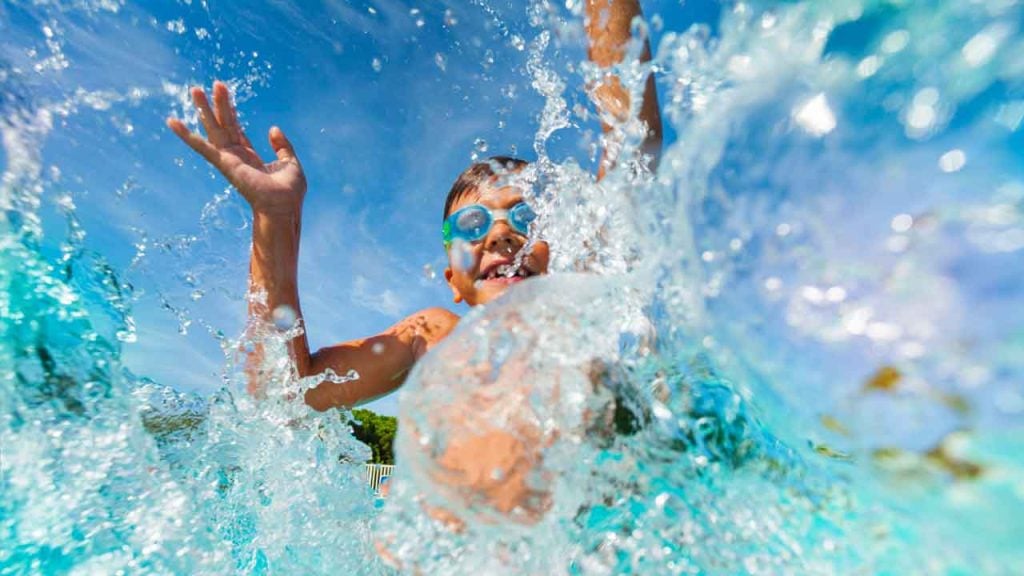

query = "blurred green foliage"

[349,409,397,465]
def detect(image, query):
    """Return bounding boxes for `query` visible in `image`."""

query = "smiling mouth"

[477,262,536,284]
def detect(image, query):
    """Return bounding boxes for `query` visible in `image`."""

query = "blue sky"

[2,0,717,415]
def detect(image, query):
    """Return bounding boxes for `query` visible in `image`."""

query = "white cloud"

[350,274,405,317]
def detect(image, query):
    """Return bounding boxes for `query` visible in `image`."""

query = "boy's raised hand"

[166,81,306,216]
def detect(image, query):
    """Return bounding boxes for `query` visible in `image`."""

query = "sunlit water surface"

[2,0,1023,574]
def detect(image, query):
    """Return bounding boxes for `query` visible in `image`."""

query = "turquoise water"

[3,0,1024,574]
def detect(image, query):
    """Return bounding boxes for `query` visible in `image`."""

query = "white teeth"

[481,263,530,280]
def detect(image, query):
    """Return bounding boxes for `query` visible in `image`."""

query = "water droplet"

[904,87,941,137]
[434,52,447,72]
[857,55,882,78]
[994,100,1024,131]
[914,87,940,107]
[371,342,385,355]
[891,213,914,232]
[510,34,525,51]
[866,321,902,341]
[962,24,1011,68]
[371,58,382,72]
[474,138,488,153]
[272,305,297,330]
[793,93,836,137]
[801,285,825,304]
[423,264,436,280]
[881,29,909,54]
[938,149,966,173]
[825,286,847,303]
[906,104,936,133]
[166,19,186,34]
[654,492,670,509]
[444,9,458,26]
[451,239,473,272]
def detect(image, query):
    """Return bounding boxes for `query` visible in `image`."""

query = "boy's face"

[443,184,549,306]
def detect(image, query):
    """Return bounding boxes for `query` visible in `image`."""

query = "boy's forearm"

[585,0,663,177]
[249,209,312,380]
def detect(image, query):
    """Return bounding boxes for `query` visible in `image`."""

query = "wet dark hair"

[442,156,529,221]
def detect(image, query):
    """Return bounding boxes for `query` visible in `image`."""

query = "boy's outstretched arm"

[167,82,312,387]
[586,0,663,179]
[168,83,456,409]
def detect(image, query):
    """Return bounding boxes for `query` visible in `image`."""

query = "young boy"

[166,0,662,414]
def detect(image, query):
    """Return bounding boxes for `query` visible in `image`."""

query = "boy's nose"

[484,221,523,254]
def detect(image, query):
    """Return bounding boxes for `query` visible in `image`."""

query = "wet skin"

[443,183,550,307]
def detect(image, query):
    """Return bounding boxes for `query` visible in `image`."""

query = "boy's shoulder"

[393,307,460,346]
[409,307,460,326]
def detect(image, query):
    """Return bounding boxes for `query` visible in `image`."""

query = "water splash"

[2,0,1023,574]
[379,0,1024,573]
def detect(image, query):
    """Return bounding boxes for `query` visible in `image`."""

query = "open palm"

[167,82,306,215]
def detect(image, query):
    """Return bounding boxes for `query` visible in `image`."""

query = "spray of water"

[379,0,1024,573]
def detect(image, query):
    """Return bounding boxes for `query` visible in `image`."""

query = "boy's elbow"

[303,385,347,412]
[303,385,328,411]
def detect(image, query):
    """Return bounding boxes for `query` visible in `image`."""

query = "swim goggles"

[443,202,537,248]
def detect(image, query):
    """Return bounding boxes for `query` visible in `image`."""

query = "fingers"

[191,87,228,145]
[166,117,221,166]
[212,81,250,147]
[268,126,299,164]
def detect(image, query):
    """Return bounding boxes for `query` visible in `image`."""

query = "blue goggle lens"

[508,202,537,232]
[444,202,536,246]
[454,206,491,238]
